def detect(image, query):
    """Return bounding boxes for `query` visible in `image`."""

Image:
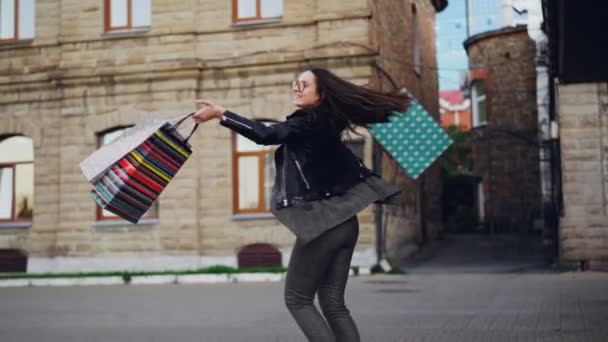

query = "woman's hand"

[192,99,226,124]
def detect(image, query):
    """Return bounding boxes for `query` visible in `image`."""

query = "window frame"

[232,0,283,24]
[0,0,18,43]
[0,134,36,226]
[471,80,487,127]
[0,135,34,224]
[95,126,159,222]
[104,0,150,33]
[231,120,277,215]
[0,0,35,44]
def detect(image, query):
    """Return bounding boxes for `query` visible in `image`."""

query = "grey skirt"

[270,175,402,245]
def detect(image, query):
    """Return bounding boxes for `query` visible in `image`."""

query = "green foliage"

[121,273,131,284]
[370,264,406,275]
[439,125,472,176]
[196,265,238,274]
[370,264,384,274]
[387,267,406,274]
[195,265,287,274]
[0,264,287,280]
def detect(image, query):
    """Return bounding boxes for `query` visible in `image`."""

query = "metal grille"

[0,249,27,273]
[237,243,281,268]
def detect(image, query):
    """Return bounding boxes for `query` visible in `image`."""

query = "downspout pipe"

[527,0,558,263]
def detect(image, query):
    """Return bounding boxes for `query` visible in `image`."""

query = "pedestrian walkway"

[400,233,550,274]
[1,271,606,341]
[1,233,606,342]
[359,271,608,342]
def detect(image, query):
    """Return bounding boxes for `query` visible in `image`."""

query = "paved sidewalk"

[1,234,606,342]
[400,233,550,274]
[0,271,606,341]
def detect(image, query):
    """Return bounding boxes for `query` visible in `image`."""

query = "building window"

[233,0,283,23]
[471,80,487,126]
[0,136,34,222]
[232,120,277,214]
[0,0,35,43]
[104,0,151,32]
[412,4,420,75]
[96,126,158,221]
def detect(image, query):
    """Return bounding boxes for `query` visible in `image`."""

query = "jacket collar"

[286,108,316,119]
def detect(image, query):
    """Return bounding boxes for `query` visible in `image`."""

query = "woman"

[192,67,410,342]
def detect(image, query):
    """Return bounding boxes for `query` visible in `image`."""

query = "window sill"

[101,27,151,38]
[473,122,488,128]
[231,18,282,28]
[0,39,34,50]
[231,213,276,221]
[93,218,159,229]
[0,221,32,229]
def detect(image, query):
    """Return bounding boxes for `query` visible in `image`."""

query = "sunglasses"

[292,80,311,93]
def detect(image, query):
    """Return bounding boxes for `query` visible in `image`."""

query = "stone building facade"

[555,83,608,269]
[464,26,542,233]
[540,0,608,271]
[0,0,446,272]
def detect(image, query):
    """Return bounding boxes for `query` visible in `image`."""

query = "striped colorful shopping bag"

[80,113,198,223]
[368,97,453,179]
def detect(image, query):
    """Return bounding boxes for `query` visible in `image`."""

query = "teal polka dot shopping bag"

[368,97,453,179]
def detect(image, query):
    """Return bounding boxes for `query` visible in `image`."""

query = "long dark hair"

[306,67,412,135]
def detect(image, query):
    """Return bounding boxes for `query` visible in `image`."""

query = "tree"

[439,125,472,177]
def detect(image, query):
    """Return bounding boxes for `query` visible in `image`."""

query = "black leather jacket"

[219,108,376,209]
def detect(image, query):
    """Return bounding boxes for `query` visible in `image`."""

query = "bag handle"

[172,112,199,144]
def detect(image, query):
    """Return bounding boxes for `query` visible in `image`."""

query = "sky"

[435,0,503,91]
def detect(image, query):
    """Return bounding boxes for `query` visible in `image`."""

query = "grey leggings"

[284,215,361,342]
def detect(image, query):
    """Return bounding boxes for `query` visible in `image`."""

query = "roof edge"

[463,25,528,52]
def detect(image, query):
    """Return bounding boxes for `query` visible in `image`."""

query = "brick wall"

[369,0,443,261]
[465,26,541,232]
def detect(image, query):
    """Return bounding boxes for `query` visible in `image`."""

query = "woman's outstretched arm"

[192,99,317,145]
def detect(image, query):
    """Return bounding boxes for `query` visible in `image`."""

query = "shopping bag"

[80,113,168,183]
[368,97,453,179]
[81,113,198,223]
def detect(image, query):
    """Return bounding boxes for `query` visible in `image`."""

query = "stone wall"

[558,83,608,270]
[0,0,442,272]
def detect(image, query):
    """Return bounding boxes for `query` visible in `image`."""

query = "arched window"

[0,135,34,222]
[232,120,277,214]
[471,80,487,127]
[96,126,159,221]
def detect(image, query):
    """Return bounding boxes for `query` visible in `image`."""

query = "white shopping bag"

[80,113,168,183]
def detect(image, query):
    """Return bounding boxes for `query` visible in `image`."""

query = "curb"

[0,267,372,287]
